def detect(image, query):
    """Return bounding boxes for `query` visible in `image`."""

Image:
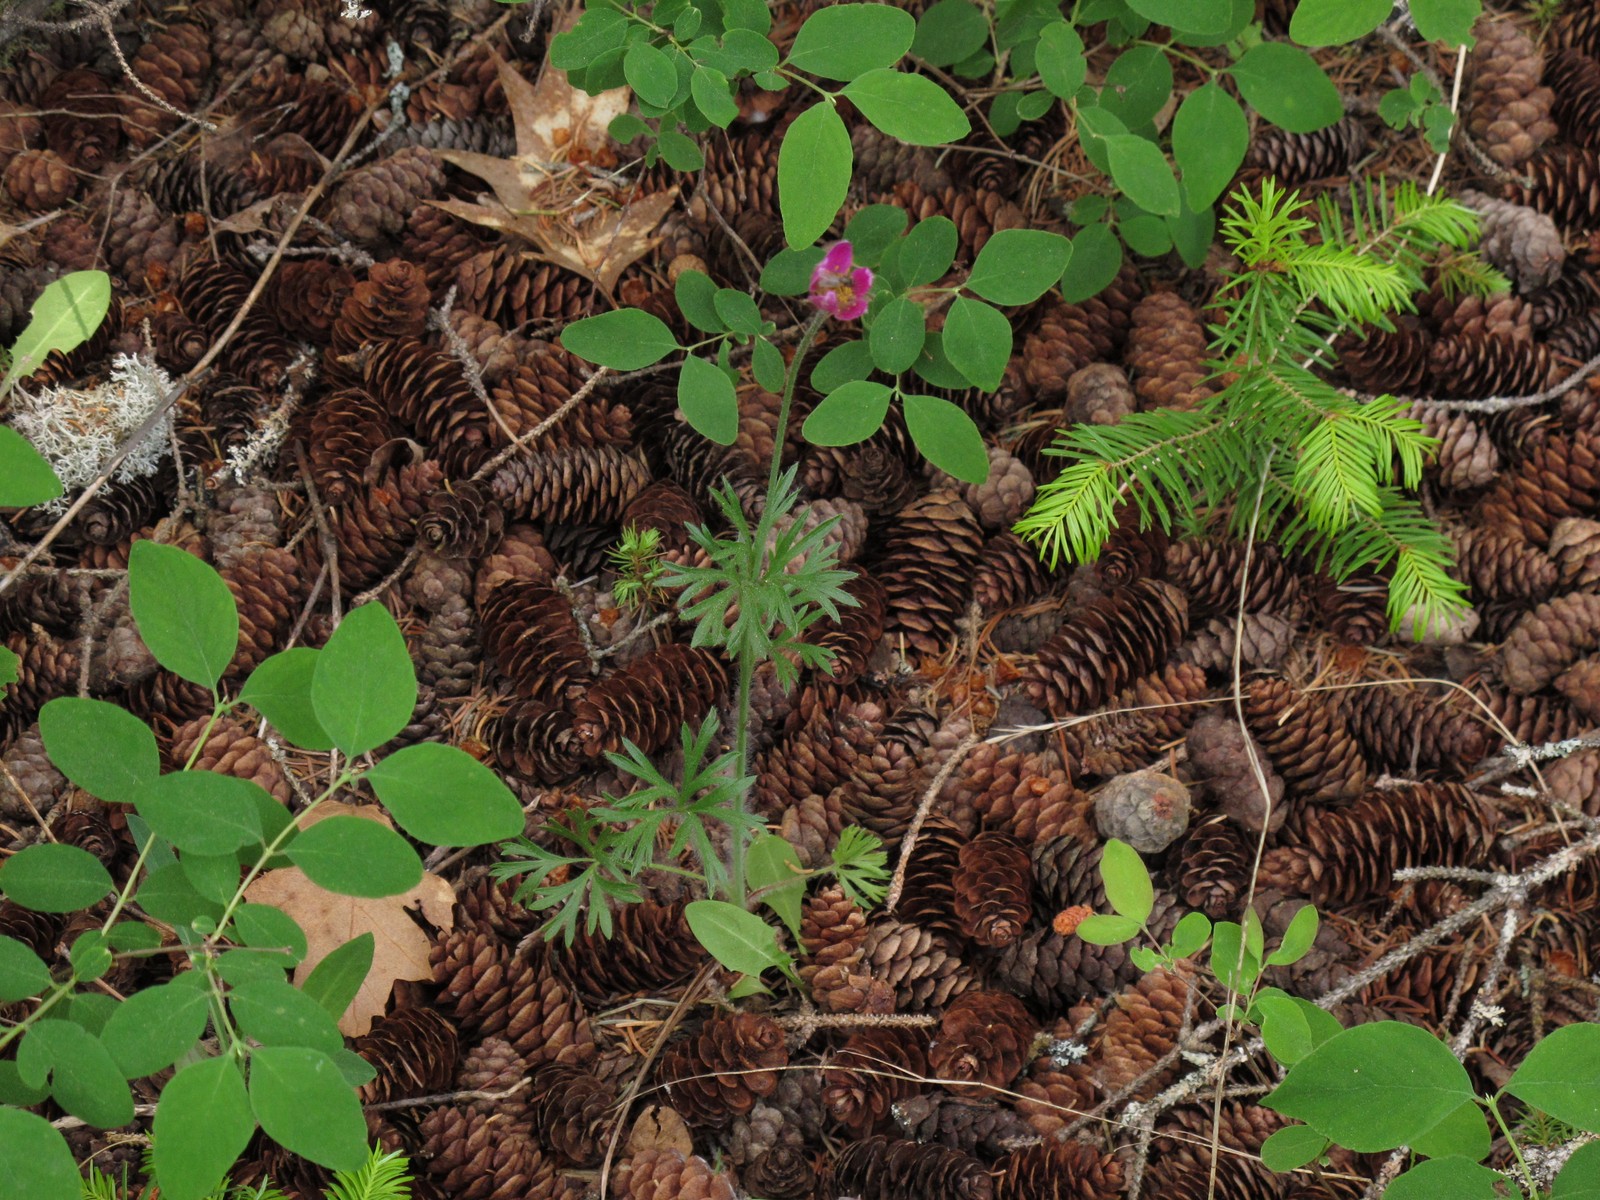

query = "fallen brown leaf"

[241,802,454,1037]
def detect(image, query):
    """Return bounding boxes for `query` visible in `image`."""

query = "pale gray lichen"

[8,353,173,508]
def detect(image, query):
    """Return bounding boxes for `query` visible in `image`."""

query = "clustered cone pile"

[4,1,1600,1196]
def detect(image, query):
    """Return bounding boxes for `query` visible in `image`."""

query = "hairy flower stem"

[728,310,831,907]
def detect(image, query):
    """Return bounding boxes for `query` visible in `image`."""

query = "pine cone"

[1242,676,1368,804]
[328,147,446,244]
[453,245,593,330]
[1508,146,1600,231]
[457,1037,531,1123]
[1173,611,1298,673]
[852,121,950,196]
[1020,267,1143,402]
[1547,47,1600,152]
[571,644,729,758]
[1239,116,1367,186]
[1179,814,1253,919]
[1477,428,1600,543]
[742,1145,816,1200]
[40,69,123,173]
[529,1065,617,1165]
[893,1095,1037,1160]
[122,23,211,145]
[1453,523,1563,602]
[306,456,442,591]
[178,259,294,387]
[1460,191,1566,292]
[1164,538,1301,619]
[1093,770,1192,853]
[167,714,292,805]
[876,490,985,656]
[1124,292,1212,411]
[1025,579,1189,713]
[995,1139,1122,1200]
[1500,590,1600,692]
[1260,783,1496,905]
[417,480,505,559]
[1429,332,1556,398]
[0,724,66,822]
[1146,1103,1284,1200]
[416,599,480,699]
[354,1007,459,1105]
[857,918,979,1010]
[480,580,594,705]
[973,532,1061,613]
[928,990,1038,1097]
[951,742,1090,846]
[269,259,355,345]
[805,570,886,686]
[4,149,76,209]
[1550,516,1600,587]
[1062,662,1212,780]
[1185,708,1286,834]
[490,446,652,525]
[418,1105,555,1200]
[952,832,1034,947]
[1470,17,1560,168]
[1062,363,1136,428]
[831,1135,993,1200]
[821,1026,930,1134]
[1337,320,1433,394]
[659,1013,787,1126]
[554,900,705,1004]
[617,1148,736,1200]
[1408,403,1501,490]
[1554,654,1600,719]
[1346,682,1490,775]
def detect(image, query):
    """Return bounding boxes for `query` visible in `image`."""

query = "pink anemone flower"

[809,241,873,321]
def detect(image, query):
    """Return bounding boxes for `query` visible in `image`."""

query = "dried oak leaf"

[242,802,454,1037]
[433,54,676,294]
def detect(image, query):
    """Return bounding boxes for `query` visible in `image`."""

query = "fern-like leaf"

[323,1145,412,1200]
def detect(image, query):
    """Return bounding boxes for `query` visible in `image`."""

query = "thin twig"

[1398,352,1600,413]
[883,731,979,914]
[362,1078,531,1113]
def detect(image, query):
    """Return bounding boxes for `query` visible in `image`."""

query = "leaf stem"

[1487,1094,1539,1196]
[0,979,73,1054]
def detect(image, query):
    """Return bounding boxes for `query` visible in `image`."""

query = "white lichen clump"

[8,353,173,507]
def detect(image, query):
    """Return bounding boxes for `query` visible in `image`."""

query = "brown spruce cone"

[1452,526,1559,602]
[332,261,432,361]
[1468,675,1588,745]
[875,490,985,656]
[167,714,292,805]
[888,179,1024,260]
[973,532,1060,612]
[1242,676,1368,804]
[1064,363,1137,426]
[1337,320,1433,393]
[951,742,1089,846]
[659,1013,787,1127]
[1061,662,1213,780]
[122,23,211,145]
[893,816,968,941]
[742,1145,816,1200]
[616,1148,736,1200]
[353,1007,459,1105]
[357,337,492,476]
[1173,611,1298,673]
[1557,2,1600,58]
[1429,332,1557,398]
[1185,708,1286,835]
[417,480,506,559]
[328,146,446,244]
[271,259,355,344]
[491,697,583,785]
[963,446,1034,531]
[528,1065,617,1165]
[1345,682,1489,775]
[621,480,703,554]
[1508,146,1600,230]
[1124,292,1212,410]
[831,1135,994,1200]
[1548,517,1600,587]
[1460,191,1566,291]
[1263,783,1497,906]
[755,688,884,816]
[1557,654,1600,719]
[555,900,705,1004]
[1547,48,1600,152]
[952,832,1034,947]
[40,69,123,172]
[823,1026,931,1134]
[1025,579,1189,714]
[1164,537,1301,619]
[489,352,634,452]
[4,149,76,210]
[453,245,593,330]
[893,1094,1037,1160]
[994,1139,1123,1200]
[418,1104,555,1200]
[1500,590,1600,692]
[457,1037,531,1123]
[1020,266,1143,401]
[0,725,67,821]
[856,918,979,1009]
[1145,1103,1284,1200]
[804,570,886,686]
[431,933,595,1066]
[1239,116,1367,186]
[177,259,295,387]
[306,456,442,591]
[570,644,729,758]
[449,311,530,387]
[1469,17,1560,168]
[1477,428,1600,544]
[480,580,595,705]
[852,121,950,195]
[1178,814,1253,919]
[416,600,480,700]
[490,445,652,525]
[220,547,301,679]
[928,990,1038,1097]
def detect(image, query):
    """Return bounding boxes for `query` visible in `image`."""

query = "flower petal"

[820,241,854,273]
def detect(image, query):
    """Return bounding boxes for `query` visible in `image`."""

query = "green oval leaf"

[100,975,210,1079]
[812,340,875,392]
[657,129,705,172]
[843,69,970,146]
[561,309,679,371]
[249,1045,369,1173]
[762,245,827,295]
[843,203,910,266]
[1101,45,1173,130]
[285,816,424,898]
[623,41,679,107]
[7,270,111,381]
[135,771,265,856]
[967,229,1073,305]
[1105,134,1181,217]
[1036,21,1087,99]
[364,742,525,847]
[903,395,988,484]
[677,354,740,446]
[1259,1124,1328,1173]
[685,899,795,980]
[1125,0,1232,34]
[746,832,806,940]
[1099,838,1154,923]
[802,380,892,447]
[788,3,915,81]
[691,65,739,127]
[0,425,64,507]
[1554,1141,1600,1198]
[233,903,308,966]
[238,648,333,751]
[713,288,764,335]
[39,696,160,805]
[1229,43,1343,134]
[942,296,1011,391]
[18,1019,133,1128]
[1410,0,1482,47]
[129,541,240,689]
[674,269,725,333]
[912,0,989,68]
[1289,0,1393,46]
[229,978,344,1053]
[1172,83,1249,210]
[779,102,852,249]
[899,216,960,287]
[1410,1098,1491,1163]
[753,337,786,391]
[1383,1158,1504,1200]
[301,932,374,1024]
[136,862,224,928]
[1266,903,1319,966]
[1075,913,1142,944]
[0,1108,78,1200]
[1062,223,1124,303]
[0,934,52,1003]
[154,1056,256,1200]
[0,843,114,913]
[869,297,927,374]
[311,602,417,757]
[1264,1021,1475,1151]
[1506,1023,1600,1133]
